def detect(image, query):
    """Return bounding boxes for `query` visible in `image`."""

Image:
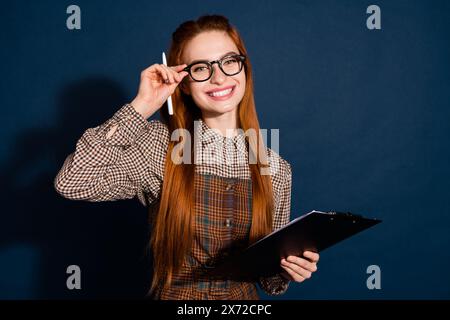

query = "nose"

[210,63,226,84]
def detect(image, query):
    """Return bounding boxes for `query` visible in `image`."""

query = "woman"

[54,14,319,300]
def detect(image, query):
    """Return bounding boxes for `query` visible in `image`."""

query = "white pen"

[162,52,173,115]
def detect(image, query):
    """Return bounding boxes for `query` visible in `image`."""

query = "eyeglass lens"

[190,56,243,81]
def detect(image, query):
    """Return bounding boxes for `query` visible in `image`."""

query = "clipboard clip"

[329,211,363,218]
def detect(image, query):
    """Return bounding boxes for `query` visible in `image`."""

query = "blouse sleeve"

[258,155,292,296]
[54,103,168,207]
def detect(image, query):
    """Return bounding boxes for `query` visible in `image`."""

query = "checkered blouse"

[54,103,292,298]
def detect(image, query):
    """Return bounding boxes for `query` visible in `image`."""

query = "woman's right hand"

[130,63,189,119]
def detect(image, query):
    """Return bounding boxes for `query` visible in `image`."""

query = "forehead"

[183,31,239,63]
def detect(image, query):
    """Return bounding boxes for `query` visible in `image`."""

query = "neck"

[201,109,239,137]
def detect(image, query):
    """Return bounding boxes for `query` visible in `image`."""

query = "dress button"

[225,218,231,227]
[225,184,233,191]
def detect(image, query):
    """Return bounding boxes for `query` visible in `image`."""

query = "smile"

[206,86,236,100]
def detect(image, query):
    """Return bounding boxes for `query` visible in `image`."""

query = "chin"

[206,102,239,115]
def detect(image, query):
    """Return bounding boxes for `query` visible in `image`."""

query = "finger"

[168,67,187,83]
[166,66,180,84]
[281,265,305,282]
[303,251,320,263]
[149,64,187,84]
[144,64,167,80]
[152,65,170,83]
[161,65,175,84]
[177,71,189,82]
[286,256,317,272]
[169,64,188,72]
[282,258,313,278]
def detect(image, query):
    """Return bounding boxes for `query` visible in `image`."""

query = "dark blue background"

[1,0,449,299]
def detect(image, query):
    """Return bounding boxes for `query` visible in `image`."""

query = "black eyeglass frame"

[182,54,247,82]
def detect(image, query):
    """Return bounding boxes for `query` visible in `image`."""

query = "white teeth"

[208,87,233,97]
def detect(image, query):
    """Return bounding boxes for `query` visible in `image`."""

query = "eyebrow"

[187,51,239,65]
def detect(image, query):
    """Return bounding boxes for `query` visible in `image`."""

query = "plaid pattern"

[54,103,292,298]
[159,173,259,300]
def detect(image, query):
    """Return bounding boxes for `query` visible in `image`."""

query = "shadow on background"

[0,78,153,299]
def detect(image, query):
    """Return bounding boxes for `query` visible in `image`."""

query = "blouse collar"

[197,118,246,147]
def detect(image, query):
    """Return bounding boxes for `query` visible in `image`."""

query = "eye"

[223,57,238,65]
[192,63,210,73]
[193,66,206,72]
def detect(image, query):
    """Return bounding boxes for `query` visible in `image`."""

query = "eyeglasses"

[183,54,246,82]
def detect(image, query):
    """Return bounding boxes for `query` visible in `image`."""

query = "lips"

[205,85,236,101]
[205,85,235,94]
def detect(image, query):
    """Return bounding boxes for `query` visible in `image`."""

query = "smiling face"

[180,31,246,119]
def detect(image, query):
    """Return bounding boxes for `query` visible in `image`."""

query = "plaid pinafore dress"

[157,171,259,300]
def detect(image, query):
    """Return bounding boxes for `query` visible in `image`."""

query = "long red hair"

[150,14,274,294]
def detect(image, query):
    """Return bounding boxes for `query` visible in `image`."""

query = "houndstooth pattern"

[54,103,292,296]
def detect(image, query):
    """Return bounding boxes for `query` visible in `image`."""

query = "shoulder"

[265,147,292,202]
[266,148,292,222]
[265,147,292,181]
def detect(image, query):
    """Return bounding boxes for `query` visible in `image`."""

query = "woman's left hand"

[280,251,320,283]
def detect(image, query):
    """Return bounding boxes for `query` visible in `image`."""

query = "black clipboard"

[206,210,381,281]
